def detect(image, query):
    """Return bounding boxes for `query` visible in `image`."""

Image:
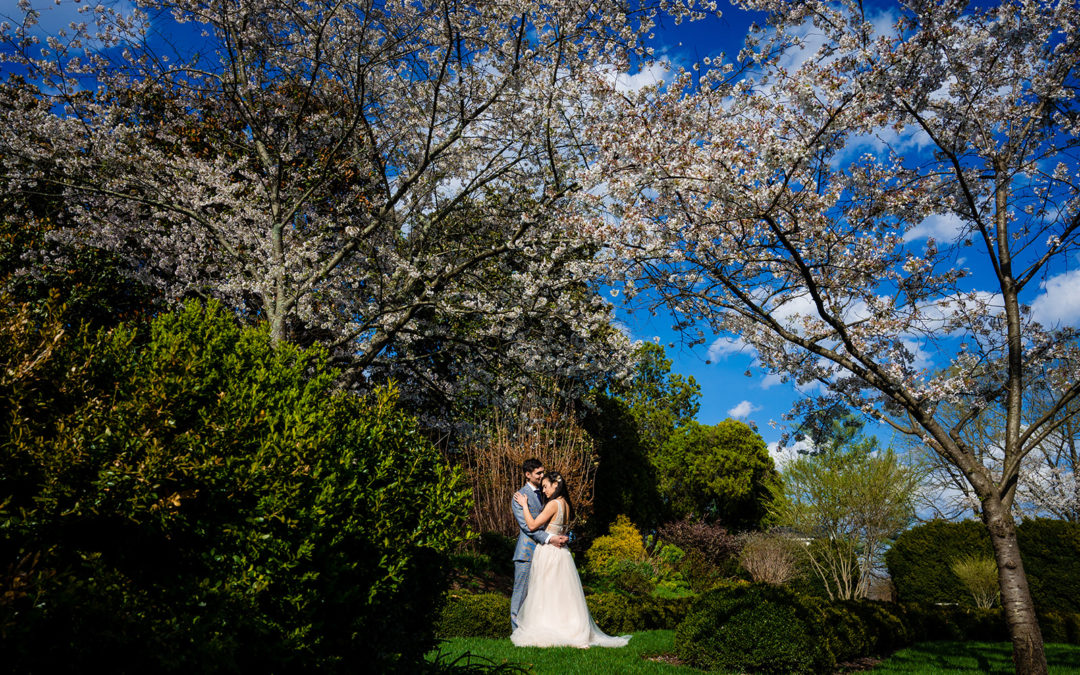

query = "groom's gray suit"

[510,483,552,629]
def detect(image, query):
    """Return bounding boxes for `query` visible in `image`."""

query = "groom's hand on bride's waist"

[550,535,569,548]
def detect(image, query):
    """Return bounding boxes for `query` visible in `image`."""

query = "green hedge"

[887,519,1080,612]
[1017,519,1080,614]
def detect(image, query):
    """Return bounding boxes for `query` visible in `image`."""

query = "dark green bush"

[674,584,835,674]
[886,520,991,606]
[887,519,1080,612]
[586,592,691,633]
[804,599,872,664]
[436,593,511,638]
[897,602,966,642]
[1017,519,1080,613]
[1,301,470,673]
[840,600,911,656]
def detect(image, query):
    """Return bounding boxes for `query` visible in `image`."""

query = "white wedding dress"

[510,499,631,648]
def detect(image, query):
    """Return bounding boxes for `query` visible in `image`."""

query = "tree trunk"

[983,499,1048,675]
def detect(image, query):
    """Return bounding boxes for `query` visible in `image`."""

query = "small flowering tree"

[583,1,1080,672]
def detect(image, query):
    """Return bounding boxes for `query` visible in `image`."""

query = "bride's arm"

[513,493,557,531]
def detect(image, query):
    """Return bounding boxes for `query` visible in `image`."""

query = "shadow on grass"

[873,641,1080,674]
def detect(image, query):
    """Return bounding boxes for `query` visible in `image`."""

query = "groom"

[510,458,568,629]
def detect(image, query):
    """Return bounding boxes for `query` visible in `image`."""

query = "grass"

[870,641,1080,674]
[429,633,1080,674]
[428,630,699,674]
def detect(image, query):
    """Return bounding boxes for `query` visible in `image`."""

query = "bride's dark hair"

[543,471,574,523]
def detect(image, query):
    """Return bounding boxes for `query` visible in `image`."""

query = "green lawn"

[429,632,1080,674]
[871,641,1080,674]
[428,630,699,674]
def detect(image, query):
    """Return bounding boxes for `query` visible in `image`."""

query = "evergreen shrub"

[435,593,511,638]
[1,301,470,672]
[1016,519,1080,613]
[586,592,692,633]
[672,585,1080,673]
[885,520,990,606]
[675,584,835,674]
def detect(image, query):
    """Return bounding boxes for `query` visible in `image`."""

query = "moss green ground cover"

[429,632,1080,674]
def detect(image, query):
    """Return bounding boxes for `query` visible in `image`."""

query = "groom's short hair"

[522,458,543,474]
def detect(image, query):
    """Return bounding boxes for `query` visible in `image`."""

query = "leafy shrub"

[585,515,647,575]
[837,600,911,657]
[1016,519,1080,613]
[1,301,470,672]
[887,519,1080,612]
[805,599,872,664]
[586,592,692,633]
[436,593,511,638]
[677,548,728,593]
[673,584,1080,674]
[606,559,657,595]
[675,584,835,674]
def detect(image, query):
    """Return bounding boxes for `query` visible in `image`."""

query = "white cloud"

[768,438,814,469]
[728,400,760,419]
[708,336,755,361]
[599,60,673,93]
[902,338,934,373]
[835,123,933,166]
[904,212,966,243]
[1030,269,1080,327]
[759,372,784,389]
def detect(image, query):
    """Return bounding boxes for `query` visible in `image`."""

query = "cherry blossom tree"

[582,1,1080,672]
[0,0,716,409]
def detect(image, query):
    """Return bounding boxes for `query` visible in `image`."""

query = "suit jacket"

[512,483,551,562]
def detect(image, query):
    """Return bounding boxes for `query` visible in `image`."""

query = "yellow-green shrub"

[585,515,647,575]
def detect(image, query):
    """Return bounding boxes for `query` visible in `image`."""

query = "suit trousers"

[510,559,531,629]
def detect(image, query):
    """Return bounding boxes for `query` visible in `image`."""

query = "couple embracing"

[508,458,630,649]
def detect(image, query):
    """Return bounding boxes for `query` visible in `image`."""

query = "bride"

[510,471,631,649]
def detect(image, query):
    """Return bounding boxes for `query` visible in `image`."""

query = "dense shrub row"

[1,302,470,673]
[673,583,1080,674]
[887,519,1080,612]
